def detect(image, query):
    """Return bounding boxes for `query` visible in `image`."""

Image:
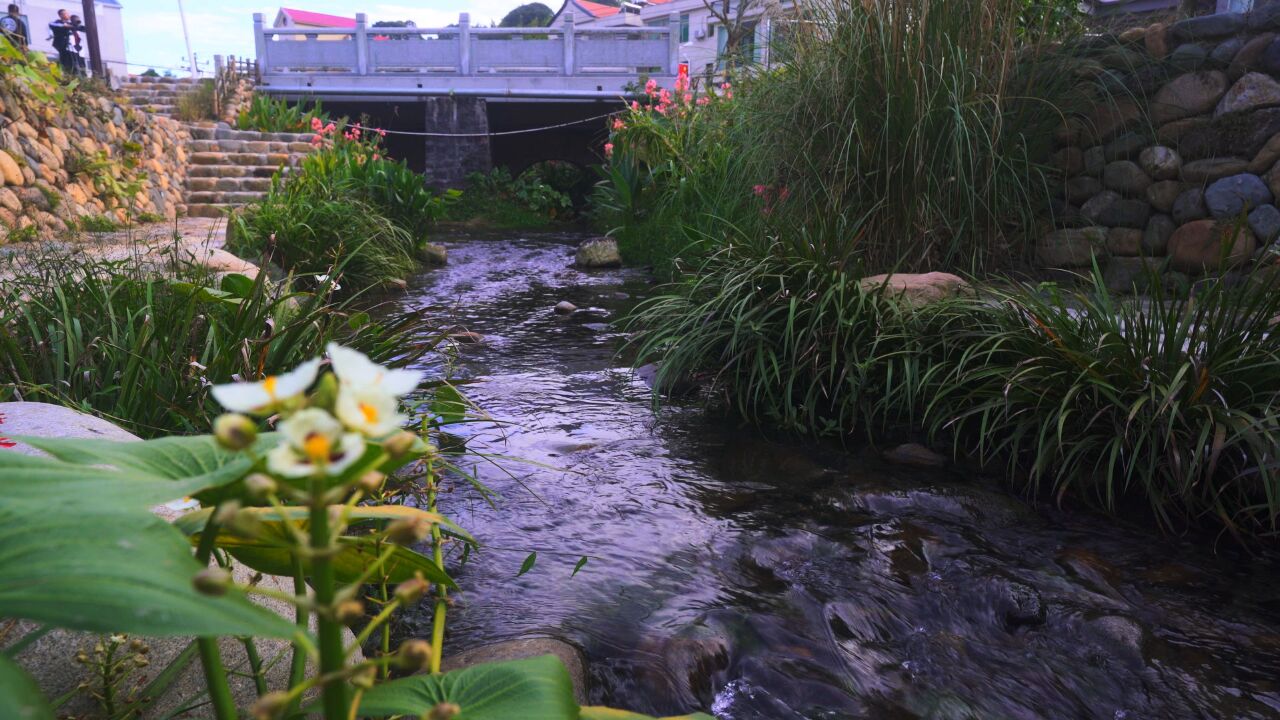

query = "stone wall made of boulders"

[1039,7,1280,292]
[0,73,188,240]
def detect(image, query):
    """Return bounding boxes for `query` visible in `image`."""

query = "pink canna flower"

[683,92,693,104]
[753,184,767,196]
[604,142,614,157]
[721,82,731,90]
[379,129,387,137]
[310,116,323,131]
[645,79,658,96]
[372,153,380,161]
[612,117,625,131]
[697,96,710,106]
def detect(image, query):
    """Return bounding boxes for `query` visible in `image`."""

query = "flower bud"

[212,500,243,527]
[396,639,433,672]
[334,599,365,624]
[383,431,417,458]
[394,572,430,605]
[385,516,432,546]
[358,470,386,493]
[213,413,258,451]
[351,664,377,689]
[250,691,291,720]
[192,567,232,596]
[425,702,462,720]
[243,473,278,499]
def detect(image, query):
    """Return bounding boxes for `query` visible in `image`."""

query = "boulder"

[1064,176,1104,204]
[1082,97,1142,146]
[1144,214,1177,255]
[1170,12,1244,41]
[1104,256,1161,294]
[1229,32,1276,78]
[1054,117,1085,146]
[1251,3,1280,32]
[1262,36,1280,74]
[1035,227,1106,268]
[1103,132,1150,161]
[1083,146,1106,176]
[1204,173,1272,218]
[1267,160,1280,199]
[1172,188,1209,224]
[1167,220,1258,273]
[1106,227,1144,256]
[1156,116,1211,146]
[1210,37,1244,67]
[1215,72,1280,118]
[1146,180,1183,212]
[1048,198,1086,228]
[554,300,578,314]
[1052,147,1084,176]
[574,237,622,268]
[1150,71,1229,124]
[1138,146,1181,180]
[1080,190,1151,228]
[883,443,947,469]
[443,638,588,704]
[1102,160,1152,196]
[0,150,23,186]
[1145,22,1170,58]
[1167,42,1211,73]
[1248,204,1280,243]
[1182,157,1249,183]
[1218,107,1280,160]
[1249,132,1280,173]
[419,242,447,265]
[0,401,138,453]
[857,272,970,306]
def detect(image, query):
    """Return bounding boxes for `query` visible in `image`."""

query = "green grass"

[77,215,122,233]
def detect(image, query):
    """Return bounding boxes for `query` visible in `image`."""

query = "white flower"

[267,408,366,478]
[326,344,422,396]
[210,359,321,415]
[335,383,408,437]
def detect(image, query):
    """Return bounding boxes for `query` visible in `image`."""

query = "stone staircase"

[119,76,318,218]
[182,123,315,218]
[118,76,199,118]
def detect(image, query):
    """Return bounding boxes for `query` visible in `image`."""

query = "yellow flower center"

[302,432,332,463]
[263,376,278,399]
[359,402,379,425]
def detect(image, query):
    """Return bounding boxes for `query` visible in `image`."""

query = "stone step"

[186,176,274,192]
[185,203,238,218]
[190,151,302,167]
[186,191,268,205]
[123,76,198,84]
[190,139,312,154]
[187,164,295,179]
[214,127,316,143]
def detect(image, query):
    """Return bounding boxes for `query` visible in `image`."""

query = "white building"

[549,0,790,79]
[10,0,126,76]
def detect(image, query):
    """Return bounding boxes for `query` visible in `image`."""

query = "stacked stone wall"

[1041,6,1280,290]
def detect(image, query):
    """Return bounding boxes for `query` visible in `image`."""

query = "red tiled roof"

[575,0,620,18]
[280,8,357,28]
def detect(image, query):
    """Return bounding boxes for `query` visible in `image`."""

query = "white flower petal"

[326,343,422,397]
[335,385,406,437]
[379,368,424,397]
[209,358,321,414]
[210,382,271,413]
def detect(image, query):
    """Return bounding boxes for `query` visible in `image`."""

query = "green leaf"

[571,556,588,578]
[431,384,467,426]
[0,451,210,511]
[14,434,259,491]
[357,655,577,720]
[0,505,298,639]
[517,551,537,577]
[220,273,257,299]
[579,708,715,720]
[0,654,54,720]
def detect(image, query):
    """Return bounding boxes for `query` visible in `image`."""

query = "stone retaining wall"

[1040,6,1280,290]
[0,75,188,240]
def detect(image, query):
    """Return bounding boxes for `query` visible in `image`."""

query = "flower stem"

[310,480,349,719]
[194,512,237,720]
[427,466,446,674]
[285,555,308,717]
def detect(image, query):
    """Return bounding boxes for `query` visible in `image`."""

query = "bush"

[174,79,216,122]
[228,121,450,286]
[0,247,443,437]
[236,94,331,133]
[445,167,573,227]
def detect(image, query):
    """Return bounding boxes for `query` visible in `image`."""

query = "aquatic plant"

[236,94,331,134]
[0,345,712,720]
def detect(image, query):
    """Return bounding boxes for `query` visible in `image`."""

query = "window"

[679,13,690,43]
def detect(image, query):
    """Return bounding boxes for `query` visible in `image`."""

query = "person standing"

[0,4,28,51]
[48,9,76,75]
[69,13,85,75]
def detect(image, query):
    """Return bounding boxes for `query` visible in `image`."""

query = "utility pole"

[80,0,103,77]
[176,0,197,77]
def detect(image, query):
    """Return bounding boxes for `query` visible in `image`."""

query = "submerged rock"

[574,237,622,268]
[883,443,948,469]
[444,638,588,703]
[420,242,448,265]
[554,300,577,314]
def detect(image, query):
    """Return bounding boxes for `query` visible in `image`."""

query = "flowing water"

[396,231,1280,720]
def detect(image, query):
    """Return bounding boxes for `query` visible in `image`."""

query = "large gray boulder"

[0,402,357,717]
[574,237,622,268]
[1205,173,1273,218]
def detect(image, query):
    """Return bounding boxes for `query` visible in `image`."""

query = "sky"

[119,0,539,75]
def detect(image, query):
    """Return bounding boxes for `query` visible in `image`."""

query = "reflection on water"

[396,232,1280,719]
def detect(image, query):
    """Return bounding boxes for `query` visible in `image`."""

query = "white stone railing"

[254,12,678,97]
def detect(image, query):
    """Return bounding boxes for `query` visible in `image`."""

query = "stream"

[395,231,1280,719]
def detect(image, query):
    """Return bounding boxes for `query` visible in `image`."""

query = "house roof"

[573,0,621,18]
[277,8,357,28]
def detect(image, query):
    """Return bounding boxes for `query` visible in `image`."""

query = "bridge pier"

[423,97,491,189]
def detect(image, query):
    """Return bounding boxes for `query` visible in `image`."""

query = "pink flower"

[631,101,641,111]
[612,117,625,131]
[645,79,658,96]
[324,122,336,135]
[379,129,387,137]
[752,184,767,196]
[697,96,710,106]
[372,153,380,161]
[310,117,323,131]
[726,91,733,100]
[683,93,693,104]
[721,82,732,90]
[604,142,614,157]
[659,88,672,105]
[675,75,689,93]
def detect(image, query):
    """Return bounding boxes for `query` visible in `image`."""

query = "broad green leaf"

[0,654,54,720]
[219,273,256,299]
[431,384,467,426]
[357,655,577,720]
[175,507,459,589]
[580,708,715,720]
[0,452,208,510]
[517,552,537,577]
[0,505,298,639]
[15,434,259,490]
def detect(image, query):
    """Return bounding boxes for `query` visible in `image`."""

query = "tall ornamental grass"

[0,249,442,437]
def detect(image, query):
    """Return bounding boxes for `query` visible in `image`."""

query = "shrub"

[0,247,443,437]
[236,94,330,133]
[174,79,217,122]
[77,214,122,232]
[445,167,572,227]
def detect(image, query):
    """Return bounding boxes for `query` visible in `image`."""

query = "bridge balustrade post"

[667,13,680,76]
[355,13,368,75]
[459,13,472,75]
[563,12,575,76]
[253,13,267,77]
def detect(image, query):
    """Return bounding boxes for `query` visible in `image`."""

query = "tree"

[703,0,765,75]
[500,3,554,27]
[372,19,417,39]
